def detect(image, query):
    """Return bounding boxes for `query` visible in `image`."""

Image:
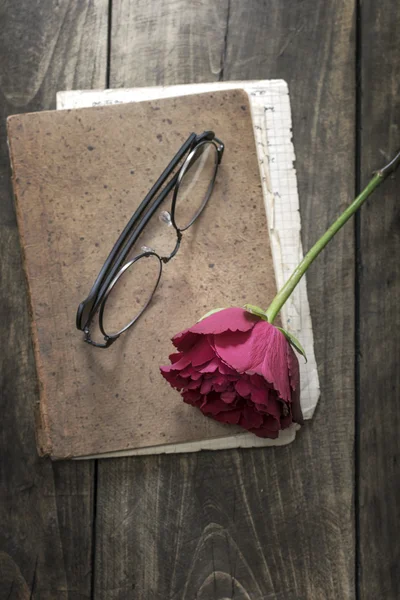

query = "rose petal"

[212,409,242,425]
[213,381,230,393]
[172,308,259,351]
[250,373,270,389]
[160,368,187,389]
[182,390,202,404]
[265,395,282,419]
[200,379,213,395]
[287,344,300,390]
[291,386,303,425]
[263,415,281,431]
[201,395,234,415]
[186,379,202,390]
[193,372,203,381]
[163,353,191,372]
[214,322,292,401]
[213,329,253,371]
[214,322,261,372]
[203,372,215,379]
[250,387,268,406]
[241,405,264,429]
[198,359,220,373]
[191,337,216,367]
[163,337,215,371]
[261,328,293,402]
[211,374,228,387]
[217,361,238,376]
[221,391,237,404]
[171,331,199,352]
[235,379,252,398]
[253,402,269,414]
[287,344,303,425]
[180,366,196,378]
[169,353,182,364]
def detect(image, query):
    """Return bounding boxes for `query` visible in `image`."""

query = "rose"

[160,307,303,438]
[160,150,400,438]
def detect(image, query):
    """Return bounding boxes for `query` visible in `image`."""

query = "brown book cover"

[7,89,278,459]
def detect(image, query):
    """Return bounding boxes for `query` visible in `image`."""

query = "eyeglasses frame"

[77,130,224,348]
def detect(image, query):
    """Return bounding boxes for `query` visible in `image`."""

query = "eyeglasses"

[76,130,224,348]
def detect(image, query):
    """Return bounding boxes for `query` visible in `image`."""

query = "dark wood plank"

[109,0,230,86]
[359,3,400,598]
[0,1,108,597]
[94,1,356,598]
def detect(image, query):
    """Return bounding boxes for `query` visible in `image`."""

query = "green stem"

[265,149,400,324]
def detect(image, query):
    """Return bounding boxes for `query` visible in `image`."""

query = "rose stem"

[265,148,400,324]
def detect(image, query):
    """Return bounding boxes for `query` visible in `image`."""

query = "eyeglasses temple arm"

[94,132,196,286]
[93,172,179,311]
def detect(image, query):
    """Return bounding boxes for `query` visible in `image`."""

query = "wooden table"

[0,2,399,598]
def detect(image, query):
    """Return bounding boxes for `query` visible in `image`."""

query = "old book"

[8,89,304,460]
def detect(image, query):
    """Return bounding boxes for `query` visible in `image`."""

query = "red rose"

[160,307,303,438]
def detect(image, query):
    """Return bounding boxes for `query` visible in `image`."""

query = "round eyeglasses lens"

[174,141,218,231]
[100,252,161,338]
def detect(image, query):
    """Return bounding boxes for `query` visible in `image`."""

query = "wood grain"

[0,0,108,597]
[359,2,400,598]
[110,0,230,87]
[94,1,356,598]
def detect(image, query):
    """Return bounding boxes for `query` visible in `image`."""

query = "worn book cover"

[8,89,283,459]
